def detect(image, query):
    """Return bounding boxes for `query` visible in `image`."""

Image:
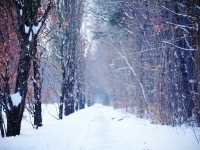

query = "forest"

[0,0,200,138]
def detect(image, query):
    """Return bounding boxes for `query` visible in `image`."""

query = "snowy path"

[0,104,199,150]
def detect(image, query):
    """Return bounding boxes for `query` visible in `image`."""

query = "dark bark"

[33,46,42,128]
[58,37,66,119]
[0,95,5,138]
[59,95,64,119]
[63,0,81,116]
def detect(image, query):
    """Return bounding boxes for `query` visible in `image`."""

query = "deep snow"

[0,104,199,150]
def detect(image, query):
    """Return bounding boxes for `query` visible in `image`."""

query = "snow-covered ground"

[0,104,199,150]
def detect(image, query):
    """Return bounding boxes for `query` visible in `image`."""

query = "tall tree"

[49,0,85,117]
[0,0,52,137]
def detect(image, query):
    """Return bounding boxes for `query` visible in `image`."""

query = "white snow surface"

[20,9,22,16]
[0,104,199,150]
[10,92,21,106]
[33,22,42,34]
[24,25,29,33]
[28,31,32,41]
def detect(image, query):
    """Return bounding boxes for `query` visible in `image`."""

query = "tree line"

[0,0,85,137]
[85,0,200,126]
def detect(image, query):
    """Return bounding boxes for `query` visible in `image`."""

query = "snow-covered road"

[0,104,199,150]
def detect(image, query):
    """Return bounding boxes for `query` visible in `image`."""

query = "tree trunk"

[0,100,5,138]
[33,42,42,128]
[59,96,64,119]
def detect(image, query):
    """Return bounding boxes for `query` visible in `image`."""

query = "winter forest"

[0,0,200,148]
